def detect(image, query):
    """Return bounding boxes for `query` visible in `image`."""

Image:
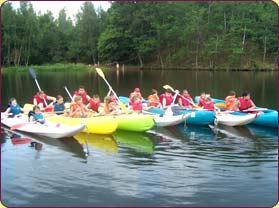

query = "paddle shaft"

[29,69,48,107]
[64,86,74,101]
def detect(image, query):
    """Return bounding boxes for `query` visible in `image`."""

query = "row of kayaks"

[1,97,277,139]
[120,96,278,128]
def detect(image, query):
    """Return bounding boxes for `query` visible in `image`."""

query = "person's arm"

[86,95,91,101]
[178,97,183,106]
[46,95,56,102]
[248,100,256,110]
[4,107,11,115]
[33,98,38,105]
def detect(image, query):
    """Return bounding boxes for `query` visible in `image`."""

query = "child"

[225,90,238,111]
[73,86,91,105]
[5,98,24,117]
[69,96,91,118]
[101,96,119,115]
[235,91,256,112]
[147,89,161,108]
[159,89,174,109]
[198,92,207,107]
[52,95,65,115]
[203,97,215,111]
[178,89,194,108]
[129,95,143,113]
[129,88,143,100]
[33,91,56,110]
[29,105,45,124]
[87,94,101,113]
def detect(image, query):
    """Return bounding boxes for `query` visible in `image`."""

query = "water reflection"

[74,133,118,154]
[113,130,154,154]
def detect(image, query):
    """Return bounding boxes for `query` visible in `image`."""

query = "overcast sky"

[9,1,111,19]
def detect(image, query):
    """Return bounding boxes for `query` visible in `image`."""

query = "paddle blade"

[96,68,105,79]
[11,123,30,130]
[28,68,37,80]
[163,85,175,92]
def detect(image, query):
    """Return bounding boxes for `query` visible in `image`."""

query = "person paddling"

[159,89,174,110]
[33,91,56,111]
[178,89,194,109]
[73,86,91,105]
[233,91,256,112]
[5,98,24,117]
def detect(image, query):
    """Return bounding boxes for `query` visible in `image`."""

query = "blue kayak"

[199,96,278,128]
[194,96,225,104]
[120,96,215,126]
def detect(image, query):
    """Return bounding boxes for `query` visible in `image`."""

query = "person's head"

[205,97,212,103]
[33,105,41,114]
[151,89,158,95]
[92,94,100,102]
[78,86,86,95]
[131,95,139,103]
[56,95,63,104]
[200,92,206,99]
[228,90,236,97]
[134,88,140,93]
[242,91,250,100]
[182,90,189,96]
[104,96,112,104]
[74,96,82,104]
[37,91,45,99]
[9,97,17,106]
[165,89,172,96]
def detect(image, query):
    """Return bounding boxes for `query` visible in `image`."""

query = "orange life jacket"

[147,94,159,107]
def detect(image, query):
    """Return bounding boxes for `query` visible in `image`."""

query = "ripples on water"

[1,124,278,207]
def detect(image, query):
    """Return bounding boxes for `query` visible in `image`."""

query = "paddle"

[164,88,179,116]
[29,68,48,107]
[95,68,126,110]
[163,85,200,109]
[64,86,74,101]
[242,108,267,113]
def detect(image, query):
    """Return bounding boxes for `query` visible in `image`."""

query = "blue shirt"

[10,104,21,116]
[31,113,45,124]
[53,102,65,114]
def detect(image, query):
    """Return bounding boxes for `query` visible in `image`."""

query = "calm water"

[1,69,278,206]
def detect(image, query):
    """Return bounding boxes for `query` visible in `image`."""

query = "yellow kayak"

[74,133,118,153]
[47,115,118,134]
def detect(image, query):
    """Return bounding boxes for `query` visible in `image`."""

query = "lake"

[1,69,278,206]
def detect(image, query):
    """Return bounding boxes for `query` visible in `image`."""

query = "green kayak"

[113,130,154,154]
[113,114,155,132]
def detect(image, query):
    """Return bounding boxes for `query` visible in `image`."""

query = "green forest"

[2,1,278,69]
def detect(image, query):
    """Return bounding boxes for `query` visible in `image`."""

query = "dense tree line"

[1,1,277,69]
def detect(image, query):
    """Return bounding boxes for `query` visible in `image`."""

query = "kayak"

[148,106,215,126]
[153,113,190,127]
[113,130,154,153]
[74,133,118,153]
[194,96,225,104]
[114,114,155,132]
[215,112,259,126]
[1,113,85,139]
[47,115,118,134]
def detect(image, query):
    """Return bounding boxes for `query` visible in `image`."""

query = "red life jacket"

[179,95,193,107]
[74,91,89,105]
[33,94,48,107]
[159,94,173,106]
[203,102,214,111]
[88,99,100,112]
[129,100,143,111]
[238,97,252,111]
[198,97,206,107]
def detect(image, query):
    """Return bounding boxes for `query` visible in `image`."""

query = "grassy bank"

[2,63,110,73]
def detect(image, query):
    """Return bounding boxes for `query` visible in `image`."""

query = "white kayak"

[215,113,258,127]
[1,113,85,139]
[154,113,190,127]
